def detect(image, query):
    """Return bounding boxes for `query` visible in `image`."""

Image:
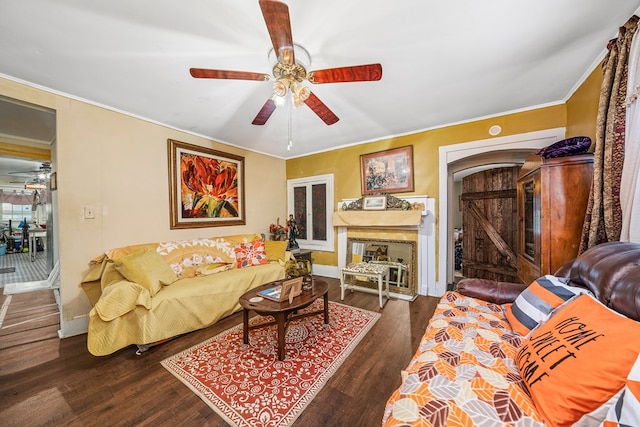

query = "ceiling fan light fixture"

[268,43,311,70]
[273,79,289,97]
[24,176,46,190]
[273,94,287,107]
[290,81,310,107]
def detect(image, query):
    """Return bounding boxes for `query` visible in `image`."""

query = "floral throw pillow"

[234,239,269,269]
[156,237,237,278]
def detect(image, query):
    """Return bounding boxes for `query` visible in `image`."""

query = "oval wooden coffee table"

[239,278,329,360]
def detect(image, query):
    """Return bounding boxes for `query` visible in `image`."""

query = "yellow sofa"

[81,233,288,356]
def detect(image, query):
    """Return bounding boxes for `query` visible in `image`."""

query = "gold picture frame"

[360,145,414,195]
[168,139,245,229]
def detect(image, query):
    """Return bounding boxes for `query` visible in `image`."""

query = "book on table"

[258,277,303,302]
[258,285,283,301]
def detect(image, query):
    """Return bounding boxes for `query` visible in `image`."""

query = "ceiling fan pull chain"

[287,97,293,151]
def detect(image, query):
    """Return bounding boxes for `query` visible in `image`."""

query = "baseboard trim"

[312,264,339,279]
[58,315,88,338]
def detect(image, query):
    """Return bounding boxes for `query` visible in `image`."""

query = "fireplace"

[334,196,436,299]
[346,236,417,296]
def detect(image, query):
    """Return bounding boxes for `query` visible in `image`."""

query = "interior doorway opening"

[0,95,58,331]
[437,128,566,295]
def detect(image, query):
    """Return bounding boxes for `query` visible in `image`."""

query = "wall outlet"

[84,206,96,219]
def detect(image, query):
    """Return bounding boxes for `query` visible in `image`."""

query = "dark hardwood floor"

[0,277,439,427]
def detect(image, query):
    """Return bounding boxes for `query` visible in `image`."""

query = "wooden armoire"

[516,153,593,285]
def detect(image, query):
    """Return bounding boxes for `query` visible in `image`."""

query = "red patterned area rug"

[161,300,380,427]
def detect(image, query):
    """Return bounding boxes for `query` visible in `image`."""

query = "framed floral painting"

[360,145,414,195]
[168,139,245,229]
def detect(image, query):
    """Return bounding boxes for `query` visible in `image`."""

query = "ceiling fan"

[189,0,382,126]
[8,162,51,189]
[8,162,51,177]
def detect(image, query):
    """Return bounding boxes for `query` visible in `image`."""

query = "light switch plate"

[84,206,96,219]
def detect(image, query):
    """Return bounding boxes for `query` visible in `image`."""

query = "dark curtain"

[579,16,639,253]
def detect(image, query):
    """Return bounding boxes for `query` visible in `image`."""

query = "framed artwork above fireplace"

[360,145,414,195]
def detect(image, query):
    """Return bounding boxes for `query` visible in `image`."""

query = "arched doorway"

[436,128,565,295]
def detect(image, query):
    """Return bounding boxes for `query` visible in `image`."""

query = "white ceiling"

[1,0,639,159]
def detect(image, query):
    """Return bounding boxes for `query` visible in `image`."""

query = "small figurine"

[287,214,299,250]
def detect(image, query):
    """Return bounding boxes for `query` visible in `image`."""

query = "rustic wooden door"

[461,166,520,282]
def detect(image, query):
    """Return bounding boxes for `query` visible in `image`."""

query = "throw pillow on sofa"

[234,239,269,268]
[114,246,178,296]
[504,275,589,336]
[264,240,288,262]
[515,294,640,426]
[156,237,236,278]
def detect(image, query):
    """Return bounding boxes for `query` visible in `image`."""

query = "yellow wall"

[566,64,603,143]
[0,76,287,335]
[287,105,567,267]
[0,56,602,334]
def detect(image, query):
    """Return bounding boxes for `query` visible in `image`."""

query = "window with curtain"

[287,174,334,252]
[1,203,33,222]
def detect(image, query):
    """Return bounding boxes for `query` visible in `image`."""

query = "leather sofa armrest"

[455,278,528,304]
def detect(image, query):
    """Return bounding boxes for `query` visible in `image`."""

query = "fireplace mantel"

[333,210,422,227]
[334,196,437,298]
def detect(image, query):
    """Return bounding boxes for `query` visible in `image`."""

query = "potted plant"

[269,218,288,241]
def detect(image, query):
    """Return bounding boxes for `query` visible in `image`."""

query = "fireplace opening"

[346,237,417,296]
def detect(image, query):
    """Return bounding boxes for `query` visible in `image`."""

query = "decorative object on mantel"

[269,218,288,241]
[363,195,387,210]
[360,145,414,195]
[341,194,423,211]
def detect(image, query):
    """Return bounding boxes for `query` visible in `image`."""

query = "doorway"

[0,95,57,328]
[437,128,566,294]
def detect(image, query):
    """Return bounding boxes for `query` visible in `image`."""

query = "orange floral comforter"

[382,291,545,426]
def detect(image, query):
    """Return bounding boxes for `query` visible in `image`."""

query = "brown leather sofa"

[456,241,640,321]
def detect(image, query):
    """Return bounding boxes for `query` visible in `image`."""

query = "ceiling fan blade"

[252,99,277,125]
[259,0,295,65]
[8,170,40,175]
[304,93,339,125]
[190,68,270,81]
[307,64,383,84]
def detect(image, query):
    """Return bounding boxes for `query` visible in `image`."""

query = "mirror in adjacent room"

[346,237,417,296]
